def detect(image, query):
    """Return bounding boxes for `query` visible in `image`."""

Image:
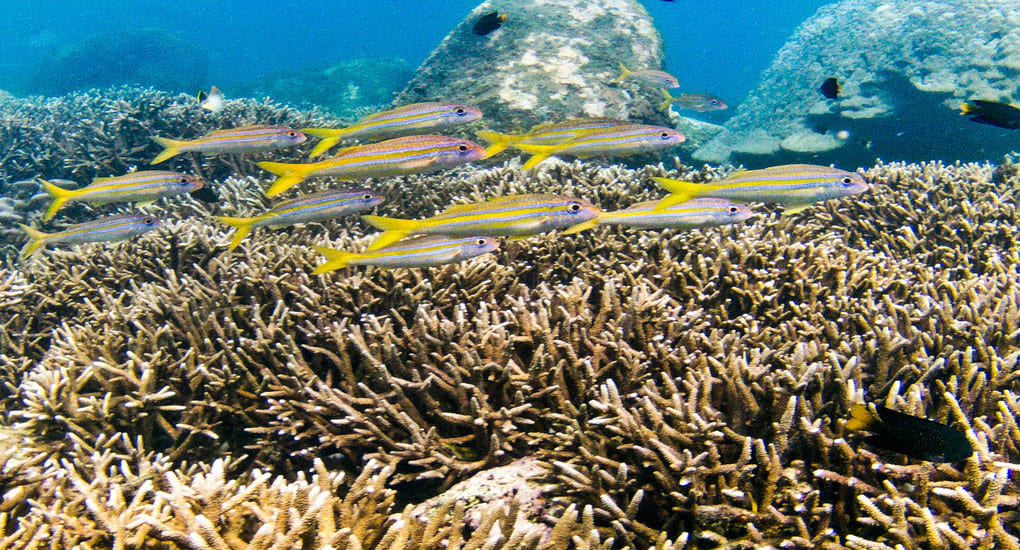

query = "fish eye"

[841,176,854,185]
[288,131,298,137]
[729,206,739,213]
[476,238,487,246]
[179,177,190,184]
[455,108,466,115]
[660,132,670,139]
[362,193,374,200]
[143,217,155,225]
[458,144,469,152]
[568,202,582,213]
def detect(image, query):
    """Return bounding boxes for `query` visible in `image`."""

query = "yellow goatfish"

[151,125,308,164]
[38,171,204,222]
[312,235,499,273]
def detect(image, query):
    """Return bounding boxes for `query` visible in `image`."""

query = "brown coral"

[0,88,1018,548]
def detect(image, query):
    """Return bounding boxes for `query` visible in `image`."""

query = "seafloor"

[0,88,1017,549]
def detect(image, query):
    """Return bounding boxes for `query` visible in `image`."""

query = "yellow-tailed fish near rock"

[613,62,680,88]
[653,164,869,214]
[513,124,685,170]
[151,125,308,164]
[477,118,627,157]
[18,213,162,258]
[362,193,601,251]
[312,234,499,273]
[599,198,753,229]
[659,90,728,112]
[303,102,483,157]
[258,135,487,197]
[215,188,386,250]
[39,171,205,222]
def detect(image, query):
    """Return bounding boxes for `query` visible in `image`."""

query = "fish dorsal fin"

[439,202,480,215]
[206,125,272,136]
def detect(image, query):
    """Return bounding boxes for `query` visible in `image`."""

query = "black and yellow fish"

[847,404,972,463]
[960,99,1020,130]
[473,12,507,35]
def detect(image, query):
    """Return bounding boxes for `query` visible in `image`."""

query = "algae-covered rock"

[25,28,209,96]
[394,0,673,133]
[696,0,1020,168]
[233,57,415,119]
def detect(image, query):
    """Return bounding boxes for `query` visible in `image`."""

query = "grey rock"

[696,0,1020,168]
[394,0,673,134]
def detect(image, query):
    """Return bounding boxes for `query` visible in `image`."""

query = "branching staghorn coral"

[1,85,1019,547]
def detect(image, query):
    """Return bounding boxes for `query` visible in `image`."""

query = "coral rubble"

[0,87,1019,548]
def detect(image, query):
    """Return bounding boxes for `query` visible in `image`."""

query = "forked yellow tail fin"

[258,161,315,197]
[213,216,260,250]
[652,177,704,209]
[613,62,631,84]
[39,178,80,222]
[476,130,521,157]
[151,136,184,164]
[361,215,420,251]
[311,245,362,275]
[17,223,50,258]
[302,128,352,157]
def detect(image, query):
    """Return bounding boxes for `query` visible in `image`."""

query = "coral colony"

[0,1,1018,547]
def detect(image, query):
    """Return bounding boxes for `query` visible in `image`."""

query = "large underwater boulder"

[696,0,1020,167]
[25,29,209,96]
[394,0,674,133]
[233,57,415,119]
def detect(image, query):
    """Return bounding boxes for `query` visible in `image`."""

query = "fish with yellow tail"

[19,213,162,258]
[613,62,680,88]
[510,124,685,170]
[653,164,868,214]
[362,193,601,251]
[477,118,627,157]
[659,90,728,112]
[599,198,753,230]
[38,171,204,222]
[214,188,386,251]
[257,135,486,197]
[150,125,307,164]
[847,403,972,463]
[312,235,499,273]
[303,102,483,157]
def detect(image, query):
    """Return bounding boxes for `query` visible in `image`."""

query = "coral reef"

[1,87,1019,548]
[1,139,1019,547]
[696,0,1020,168]
[20,28,210,97]
[394,0,673,135]
[232,57,415,119]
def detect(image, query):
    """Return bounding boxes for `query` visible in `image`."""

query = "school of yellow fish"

[19,77,870,273]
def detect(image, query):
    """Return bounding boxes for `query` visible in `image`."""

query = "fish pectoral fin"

[782,204,812,216]
[560,218,600,235]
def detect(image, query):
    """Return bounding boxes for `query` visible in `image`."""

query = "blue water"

[0,0,829,113]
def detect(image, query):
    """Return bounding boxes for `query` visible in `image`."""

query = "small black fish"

[473,12,507,35]
[819,77,840,99]
[961,99,1020,130]
[190,186,219,204]
[847,404,972,463]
